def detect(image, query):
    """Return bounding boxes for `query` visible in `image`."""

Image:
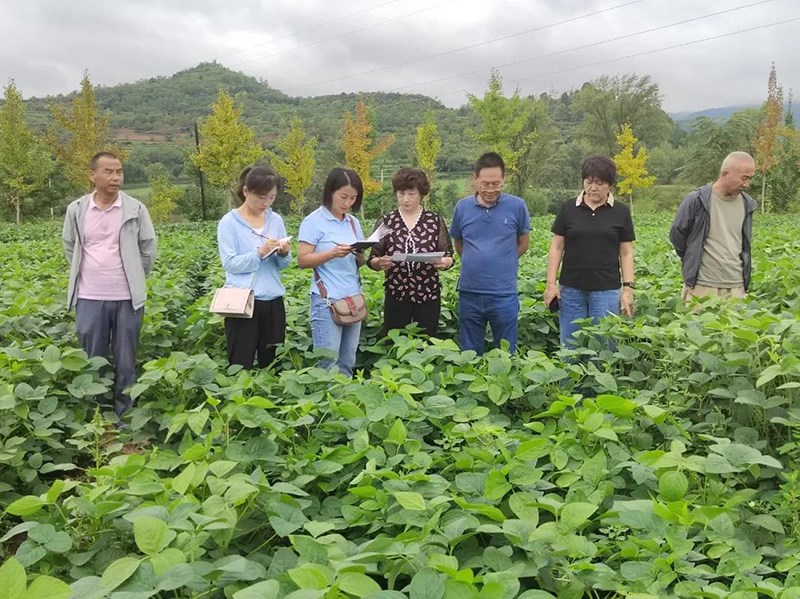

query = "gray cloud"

[1,0,798,113]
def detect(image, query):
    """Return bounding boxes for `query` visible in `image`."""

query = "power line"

[384,0,777,94]
[291,0,646,92]
[271,13,800,120]
[229,0,454,68]
[512,15,800,88]
[93,13,800,136]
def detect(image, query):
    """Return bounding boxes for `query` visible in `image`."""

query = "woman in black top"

[544,156,635,347]
[368,168,454,336]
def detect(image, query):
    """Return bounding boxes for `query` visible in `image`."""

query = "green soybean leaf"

[6,496,44,516]
[560,502,598,529]
[0,557,26,599]
[288,564,332,590]
[748,514,785,534]
[25,575,72,599]
[234,580,280,599]
[409,568,444,599]
[133,517,175,555]
[337,572,382,597]
[101,557,141,592]
[393,491,426,511]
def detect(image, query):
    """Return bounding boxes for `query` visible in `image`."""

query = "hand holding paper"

[264,236,292,257]
[390,252,445,263]
[349,223,392,250]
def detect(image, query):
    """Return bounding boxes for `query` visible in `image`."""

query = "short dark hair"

[235,166,280,203]
[90,152,120,170]
[322,167,363,213]
[392,168,430,197]
[581,156,617,185]
[475,152,505,176]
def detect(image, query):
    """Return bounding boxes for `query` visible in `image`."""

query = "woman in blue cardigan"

[217,166,291,369]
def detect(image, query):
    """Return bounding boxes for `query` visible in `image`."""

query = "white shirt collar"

[576,191,615,207]
[321,206,352,222]
[90,192,122,210]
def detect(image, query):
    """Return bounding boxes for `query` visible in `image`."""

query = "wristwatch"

[622,281,635,289]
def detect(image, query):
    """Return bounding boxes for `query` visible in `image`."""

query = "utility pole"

[194,121,207,220]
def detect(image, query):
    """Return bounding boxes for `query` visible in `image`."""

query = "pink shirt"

[77,194,131,301]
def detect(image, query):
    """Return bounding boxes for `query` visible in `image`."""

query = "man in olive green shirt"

[669,152,758,302]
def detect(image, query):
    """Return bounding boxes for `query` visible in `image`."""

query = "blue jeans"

[310,293,361,376]
[458,291,519,355]
[558,286,620,347]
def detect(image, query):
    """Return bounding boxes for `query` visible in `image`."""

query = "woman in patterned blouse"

[368,168,454,336]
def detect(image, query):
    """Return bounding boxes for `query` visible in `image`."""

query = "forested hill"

[18,63,794,209]
[23,62,483,180]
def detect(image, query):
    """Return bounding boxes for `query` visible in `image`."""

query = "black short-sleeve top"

[551,193,635,291]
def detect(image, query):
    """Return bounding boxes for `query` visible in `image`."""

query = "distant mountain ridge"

[670,102,800,123]
[21,62,480,173]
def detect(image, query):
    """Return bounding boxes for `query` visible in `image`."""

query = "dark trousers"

[225,297,286,369]
[75,299,143,416]
[382,294,441,337]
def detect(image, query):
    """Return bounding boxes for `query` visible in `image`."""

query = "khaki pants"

[682,284,746,306]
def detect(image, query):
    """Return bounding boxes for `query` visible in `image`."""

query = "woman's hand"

[620,287,635,316]
[258,239,280,258]
[276,238,291,256]
[371,255,394,271]
[434,256,454,270]
[329,244,354,260]
[544,282,560,308]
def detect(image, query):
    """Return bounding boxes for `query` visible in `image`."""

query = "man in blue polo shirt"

[450,152,531,354]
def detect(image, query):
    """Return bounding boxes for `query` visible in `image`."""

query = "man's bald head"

[715,152,755,197]
[720,151,755,174]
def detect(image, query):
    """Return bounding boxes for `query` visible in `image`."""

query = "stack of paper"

[390,252,445,263]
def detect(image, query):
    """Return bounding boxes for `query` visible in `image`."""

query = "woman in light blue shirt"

[217,166,290,369]
[297,168,366,376]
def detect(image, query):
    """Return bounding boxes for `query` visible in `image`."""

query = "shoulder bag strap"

[313,269,329,299]
[313,215,360,303]
[348,216,365,289]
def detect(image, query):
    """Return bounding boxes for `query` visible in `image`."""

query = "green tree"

[613,123,655,213]
[341,100,395,219]
[48,71,119,193]
[0,80,53,224]
[466,69,530,176]
[769,93,800,212]
[508,97,558,196]
[572,74,673,155]
[647,144,689,184]
[191,88,265,208]
[267,115,316,217]
[753,63,784,213]
[415,111,442,179]
[681,110,759,184]
[146,163,183,222]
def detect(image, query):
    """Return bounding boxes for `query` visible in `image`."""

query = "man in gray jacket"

[669,152,757,303]
[62,152,157,417]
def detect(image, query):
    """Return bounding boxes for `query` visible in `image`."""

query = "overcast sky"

[2,0,798,114]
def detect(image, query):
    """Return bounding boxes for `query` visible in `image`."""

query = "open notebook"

[264,236,293,257]
[349,223,391,250]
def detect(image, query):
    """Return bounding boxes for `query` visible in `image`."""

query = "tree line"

[1,62,798,224]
